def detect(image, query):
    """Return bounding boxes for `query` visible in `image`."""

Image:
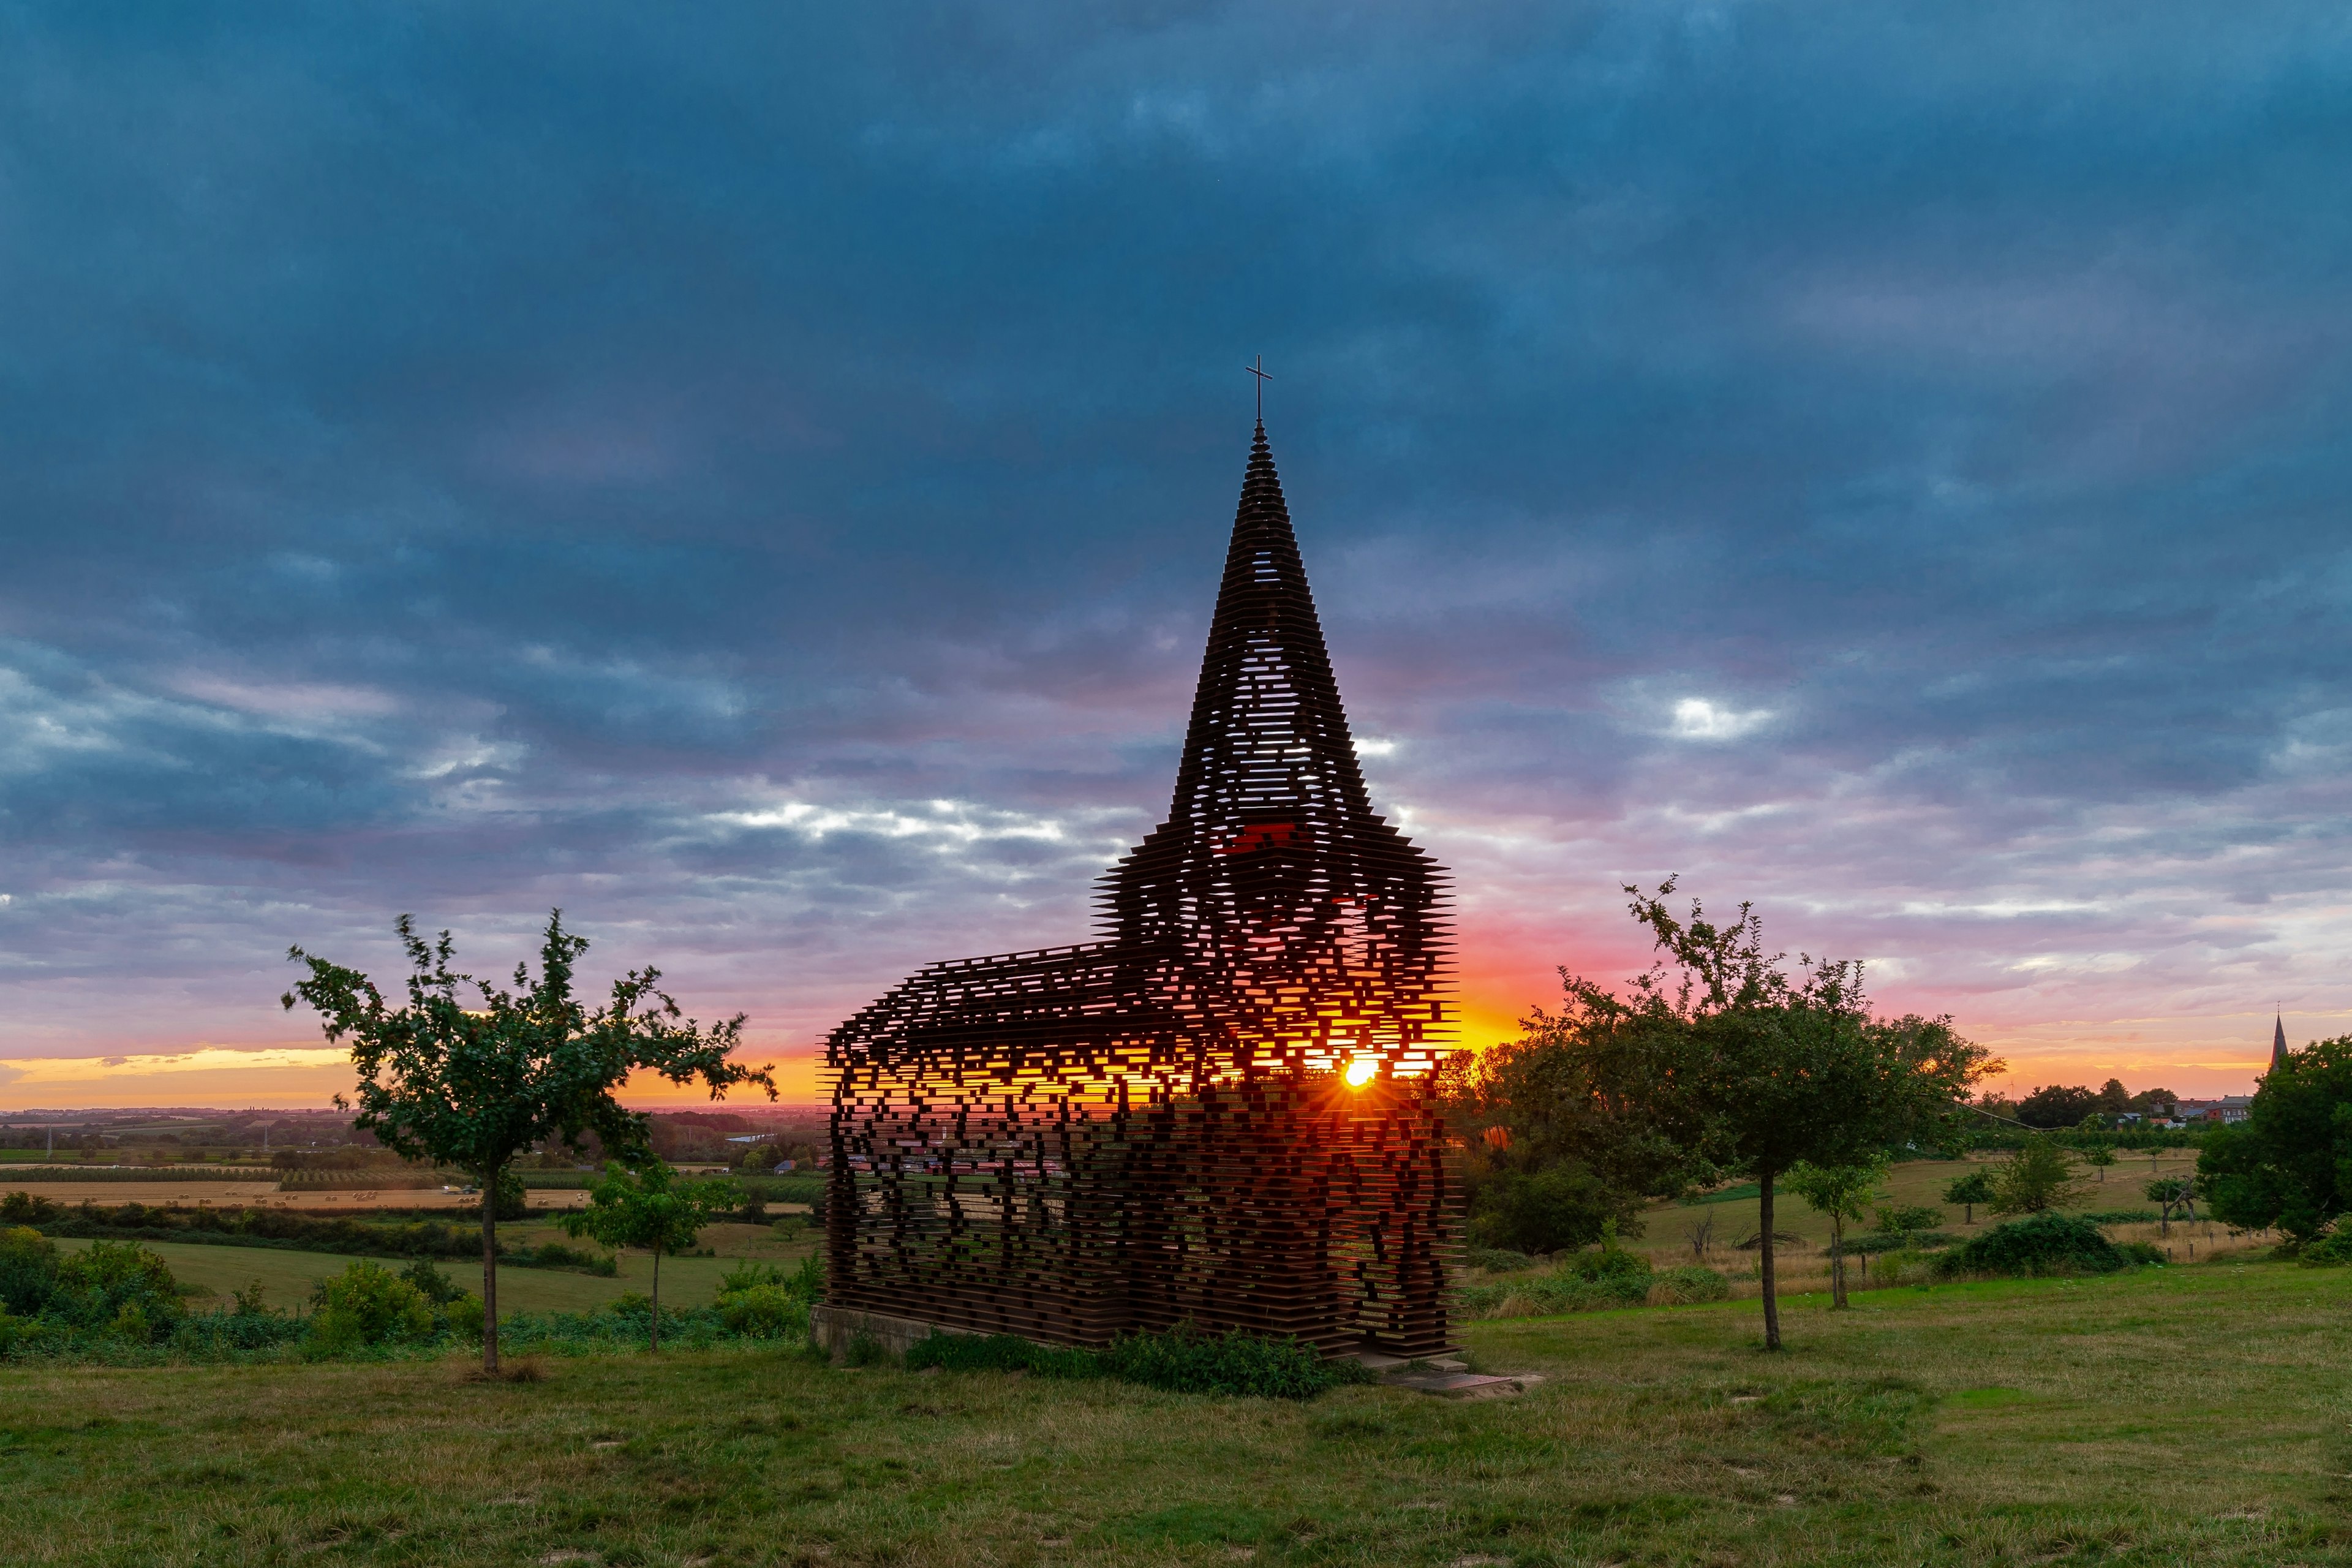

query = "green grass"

[5,1255,2347,1565]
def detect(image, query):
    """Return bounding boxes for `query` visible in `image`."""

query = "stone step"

[1380,1370,1544,1400]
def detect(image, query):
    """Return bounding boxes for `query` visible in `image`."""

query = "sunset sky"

[4,4,2349,1110]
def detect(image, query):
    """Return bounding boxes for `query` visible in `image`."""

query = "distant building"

[2171,1096,2252,1125]
[2272,1014,2289,1074]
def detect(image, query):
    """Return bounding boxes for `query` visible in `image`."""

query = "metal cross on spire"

[1245,355,1271,421]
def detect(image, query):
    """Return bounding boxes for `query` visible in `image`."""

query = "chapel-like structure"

[823,420,1457,1356]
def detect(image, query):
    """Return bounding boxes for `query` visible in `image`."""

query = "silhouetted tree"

[2200,1038,2352,1246]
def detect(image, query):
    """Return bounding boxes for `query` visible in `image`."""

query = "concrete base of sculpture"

[809,1303,978,1362]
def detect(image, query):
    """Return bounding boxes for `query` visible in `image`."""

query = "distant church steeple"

[2272,1013,2289,1073]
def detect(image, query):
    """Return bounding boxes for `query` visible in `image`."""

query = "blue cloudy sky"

[3,2,2348,1106]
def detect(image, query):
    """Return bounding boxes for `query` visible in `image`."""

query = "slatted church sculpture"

[824,419,1455,1357]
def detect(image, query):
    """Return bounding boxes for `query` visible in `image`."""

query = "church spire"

[2272,1012,2289,1073]
[1100,418,1449,1069]
[1159,419,1373,830]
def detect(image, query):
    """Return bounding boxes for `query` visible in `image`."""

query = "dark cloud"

[3,1,2350,1090]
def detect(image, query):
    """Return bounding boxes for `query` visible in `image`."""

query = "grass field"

[51,1218,821,1316]
[1598,1153,2248,1305]
[5,1254,2346,1567]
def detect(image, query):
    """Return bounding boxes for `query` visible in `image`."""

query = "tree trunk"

[1964,1202,1973,1224]
[1829,1213,1847,1308]
[1758,1169,1781,1351]
[481,1173,500,1373]
[650,1248,662,1354]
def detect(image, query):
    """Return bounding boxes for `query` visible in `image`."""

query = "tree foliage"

[1468,880,1994,1349]
[281,910,774,1369]
[2198,1036,2352,1246]
[1990,1138,2088,1215]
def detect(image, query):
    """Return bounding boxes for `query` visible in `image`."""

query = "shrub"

[717,1259,785,1293]
[1463,1246,1535,1273]
[0,1225,60,1315]
[2079,1209,2160,1226]
[1934,1213,2128,1280]
[1468,1164,1630,1254]
[56,1242,181,1337]
[522,1242,616,1275]
[2,1191,59,1225]
[1104,1324,1370,1399]
[1649,1265,1731,1304]
[905,1332,1099,1378]
[2298,1229,2352,1267]
[307,1261,434,1352]
[1562,1246,1653,1286]
[1873,1204,1946,1236]
[715,1283,809,1340]
[442,1292,486,1341]
[399,1259,461,1304]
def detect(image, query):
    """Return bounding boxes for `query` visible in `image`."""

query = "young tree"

[1785,1158,1887,1308]
[283,911,775,1371]
[1943,1170,1996,1225]
[561,1160,739,1351]
[1989,1137,2088,1216]
[2146,1175,2195,1237]
[2084,1142,2117,1183]
[1599,881,1995,1350]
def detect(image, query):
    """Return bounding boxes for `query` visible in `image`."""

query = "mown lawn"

[5,1257,2348,1567]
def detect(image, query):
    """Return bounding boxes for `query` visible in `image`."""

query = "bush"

[441,1292,486,1340]
[2079,1209,2161,1226]
[400,1259,461,1304]
[1104,1323,1368,1399]
[1649,1265,1731,1304]
[1463,1246,1535,1273]
[521,1242,616,1275]
[906,1332,1100,1378]
[1934,1213,2130,1280]
[1873,1205,1946,1236]
[1,1191,59,1225]
[0,1225,60,1315]
[2298,1229,2352,1266]
[1847,1231,1957,1255]
[57,1242,182,1340]
[307,1261,434,1352]
[715,1284,810,1340]
[1468,1164,1630,1254]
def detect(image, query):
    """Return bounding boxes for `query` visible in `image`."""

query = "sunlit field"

[6,1253,2345,1567]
